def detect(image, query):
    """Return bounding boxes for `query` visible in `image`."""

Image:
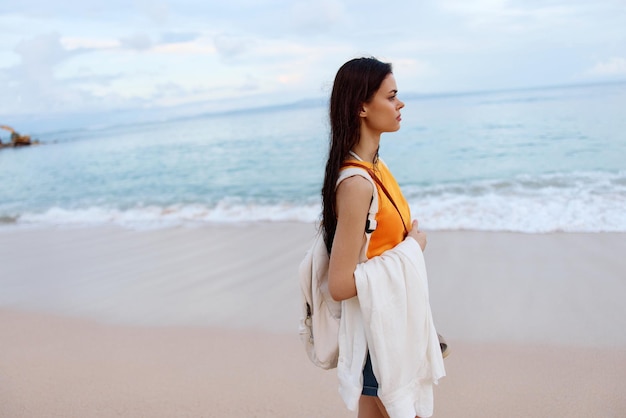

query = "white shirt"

[337,237,446,418]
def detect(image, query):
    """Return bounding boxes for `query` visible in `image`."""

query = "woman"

[322,57,441,418]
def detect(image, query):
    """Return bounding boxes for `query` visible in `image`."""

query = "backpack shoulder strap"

[342,161,409,236]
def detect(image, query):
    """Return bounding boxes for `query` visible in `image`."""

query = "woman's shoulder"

[336,173,374,200]
[335,175,373,219]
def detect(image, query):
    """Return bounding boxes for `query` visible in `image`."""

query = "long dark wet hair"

[321,57,392,252]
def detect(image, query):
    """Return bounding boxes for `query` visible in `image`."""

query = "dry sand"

[1,224,625,417]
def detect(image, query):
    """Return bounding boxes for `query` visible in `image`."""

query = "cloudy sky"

[1,0,625,127]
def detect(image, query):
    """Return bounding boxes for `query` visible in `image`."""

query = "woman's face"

[360,73,405,134]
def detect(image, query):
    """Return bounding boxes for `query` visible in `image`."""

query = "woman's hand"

[408,219,427,251]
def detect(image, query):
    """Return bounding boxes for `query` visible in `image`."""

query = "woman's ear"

[359,105,367,118]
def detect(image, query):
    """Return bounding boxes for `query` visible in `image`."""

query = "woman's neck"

[351,132,381,163]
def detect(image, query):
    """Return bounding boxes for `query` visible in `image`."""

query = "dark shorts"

[362,351,379,396]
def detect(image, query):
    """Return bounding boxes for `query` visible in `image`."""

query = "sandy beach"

[1,224,626,417]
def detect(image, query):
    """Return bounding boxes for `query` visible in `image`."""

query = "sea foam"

[14,171,626,232]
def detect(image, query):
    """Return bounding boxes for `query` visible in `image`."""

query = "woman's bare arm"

[328,175,373,301]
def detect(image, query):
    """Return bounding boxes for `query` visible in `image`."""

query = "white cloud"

[277,73,304,85]
[7,33,75,110]
[61,37,120,50]
[134,0,170,25]
[14,32,71,69]
[440,0,509,14]
[391,58,435,78]
[240,74,260,91]
[151,40,216,55]
[119,33,153,51]
[160,32,200,44]
[1,0,625,123]
[289,0,346,34]
[439,0,585,33]
[2,32,160,115]
[586,57,626,77]
[213,34,252,59]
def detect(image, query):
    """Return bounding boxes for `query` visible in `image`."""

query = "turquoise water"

[1,82,625,232]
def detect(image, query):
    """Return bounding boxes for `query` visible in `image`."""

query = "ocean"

[1,82,625,233]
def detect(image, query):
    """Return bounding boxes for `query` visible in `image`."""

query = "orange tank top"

[341,158,411,259]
